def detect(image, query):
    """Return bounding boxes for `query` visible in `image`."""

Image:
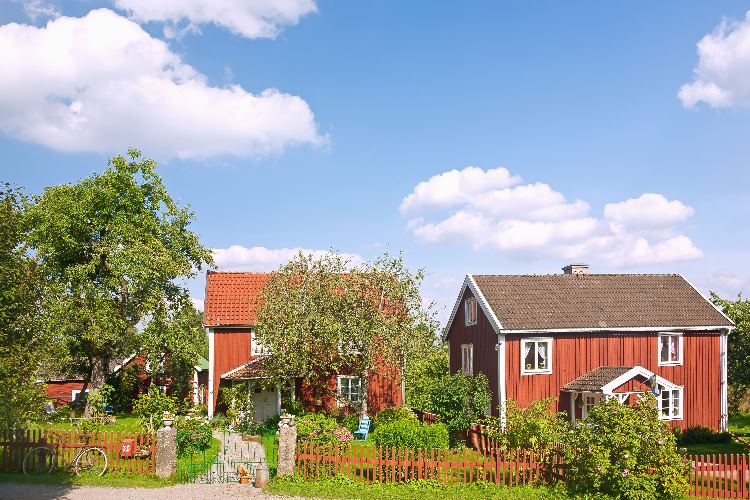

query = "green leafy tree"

[426,372,492,445]
[711,292,749,413]
[404,346,448,411]
[481,397,568,453]
[0,184,57,429]
[25,149,213,415]
[256,251,437,416]
[565,394,689,499]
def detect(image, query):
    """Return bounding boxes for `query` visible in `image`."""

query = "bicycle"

[23,434,108,477]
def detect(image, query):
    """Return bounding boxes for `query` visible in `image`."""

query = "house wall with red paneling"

[445,287,500,416]
[298,370,402,414]
[211,327,253,410]
[504,331,722,429]
[45,380,86,405]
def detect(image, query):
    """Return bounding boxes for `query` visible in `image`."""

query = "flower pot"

[239,475,250,484]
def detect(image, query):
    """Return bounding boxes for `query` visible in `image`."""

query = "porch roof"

[561,366,634,392]
[221,356,273,380]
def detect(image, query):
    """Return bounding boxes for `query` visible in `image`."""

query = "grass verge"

[266,475,560,499]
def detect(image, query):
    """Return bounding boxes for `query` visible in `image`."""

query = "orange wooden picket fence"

[0,429,156,475]
[687,453,750,498]
[296,441,552,486]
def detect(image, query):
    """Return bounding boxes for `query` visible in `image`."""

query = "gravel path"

[0,483,307,500]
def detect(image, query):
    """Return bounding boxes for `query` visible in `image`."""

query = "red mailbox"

[121,439,136,457]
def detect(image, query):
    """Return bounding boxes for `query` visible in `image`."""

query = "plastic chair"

[353,416,371,441]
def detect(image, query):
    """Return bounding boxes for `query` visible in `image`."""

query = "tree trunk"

[84,355,110,417]
[360,369,369,417]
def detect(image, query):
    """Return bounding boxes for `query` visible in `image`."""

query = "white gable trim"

[220,358,265,379]
[442,275,503,340]
[681,275,735,328]
[600,366,680,394]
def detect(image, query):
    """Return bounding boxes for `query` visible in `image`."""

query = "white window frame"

[465,297,477,326]
[658,386,684,420]
[337,376,362,406]
[521,337,553,375]
[461,344,473,375]
[71,389,89,401]
[251,329,271,356]
[658,333,683,366]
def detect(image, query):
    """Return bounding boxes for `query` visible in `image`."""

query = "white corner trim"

[207,327,215,417]
[681,275,736,328]
[497,334,506,427]
[441,275,503,340]
[600,366,680,394]
[720,331,729,431]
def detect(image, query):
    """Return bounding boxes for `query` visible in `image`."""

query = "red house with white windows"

[443,264,734,430]
[204,271,402,419]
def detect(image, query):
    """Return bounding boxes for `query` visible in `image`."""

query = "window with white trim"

[582,393,602,419]
[338,376,362,405]
[659,387,683,420]
[658,333,683,366]
[71,389,89,402]
[465,297,477,326]
[251,330,271,356]
[521,338,552,375]
[461,344,473,375]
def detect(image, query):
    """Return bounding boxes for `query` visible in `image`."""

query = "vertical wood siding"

[504,331,722,429]
[212,327,252,410]
[446,287,499,416]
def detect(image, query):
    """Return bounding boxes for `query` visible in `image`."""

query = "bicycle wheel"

[74,447,108,476]
[22,446,55,475]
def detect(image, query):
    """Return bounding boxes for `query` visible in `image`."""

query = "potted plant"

[237,465,251,484]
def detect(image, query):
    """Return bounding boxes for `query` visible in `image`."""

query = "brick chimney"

[562,263,589,275]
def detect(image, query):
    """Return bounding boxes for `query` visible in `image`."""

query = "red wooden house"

[204,271,402,419]
[443,264,734,430]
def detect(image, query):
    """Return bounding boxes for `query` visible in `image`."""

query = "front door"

[252,384,278,422]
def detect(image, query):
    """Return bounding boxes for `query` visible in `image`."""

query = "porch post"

[569,391,576,422]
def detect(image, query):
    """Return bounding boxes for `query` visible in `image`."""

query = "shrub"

[405,348,449,412]
[218,383,254,432]
[209,413,228,429]
[86,384,114,417]
[372,407,418,430]
[176,414,212,456]
[372,419,449,449]
[674,425,731,445]
[427,372,491,445]
[564,394,689,499]
[297,412,353,445]
[132,389,179,431]
[481,397,567,452]
[340,413,360,433]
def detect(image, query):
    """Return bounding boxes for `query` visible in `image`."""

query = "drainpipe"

[497,334,506,429]
[720,329,729,431]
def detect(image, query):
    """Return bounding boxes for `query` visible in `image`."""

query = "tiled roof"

[222,356,273,380]
[203,272,269,326]
[472,274,733,331]
[562,366,633,392]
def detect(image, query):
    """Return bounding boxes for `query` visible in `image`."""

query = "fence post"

[277,414,297,477]
[155,424,176,478]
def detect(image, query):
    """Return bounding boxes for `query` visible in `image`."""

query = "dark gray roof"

[562,366,633,392]
[472,274,733,330]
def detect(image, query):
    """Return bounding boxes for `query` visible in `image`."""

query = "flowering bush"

[481,397,567,452]
[132,388,179,431]
[297,412,353,444]
[176,414,212,457]
[372,407,418,430]
[564,394,689,499]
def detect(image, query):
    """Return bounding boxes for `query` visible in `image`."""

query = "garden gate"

[177,430,271,484]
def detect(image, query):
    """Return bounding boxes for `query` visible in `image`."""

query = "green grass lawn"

[175,437,221,481]
[682,440,750,456]
[42,413,143,432]
[267,476,561,499]
[729,413,750,438]
[0,471,176,488]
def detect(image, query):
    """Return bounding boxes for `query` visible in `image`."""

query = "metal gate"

[177,430,268,483]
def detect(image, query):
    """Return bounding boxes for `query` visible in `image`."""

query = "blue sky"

[1,1,749,324]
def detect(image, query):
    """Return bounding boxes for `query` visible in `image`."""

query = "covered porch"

[561,365,684,422]
[221,357,296,422]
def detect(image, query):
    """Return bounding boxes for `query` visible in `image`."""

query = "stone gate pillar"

[156,425,178,478]
[276,414,297,476]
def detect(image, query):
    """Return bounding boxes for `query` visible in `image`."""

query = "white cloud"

[14,0,60,20]
[402,167,703,267]
[0,9,324,159]
[212,245,363,272]
[190,297,204,311]
[116,0,317,39]
[700,272,750,299]
[603,193,694,231]
[679,11,750,108]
